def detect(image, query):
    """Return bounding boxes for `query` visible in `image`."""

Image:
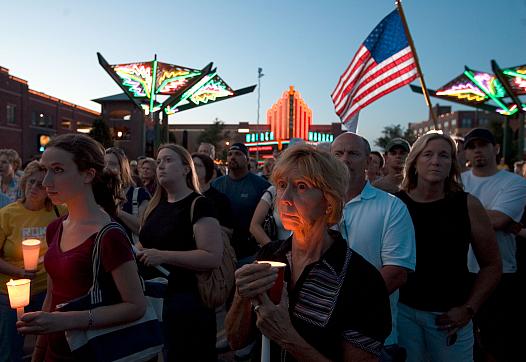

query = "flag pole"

[395,0,438,129]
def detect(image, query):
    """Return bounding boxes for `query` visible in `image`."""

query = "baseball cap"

[463,128,496,149]
[385,138,411,153]
[229,143,249,158]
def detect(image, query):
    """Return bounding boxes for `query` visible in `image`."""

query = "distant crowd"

[1,127,525,362]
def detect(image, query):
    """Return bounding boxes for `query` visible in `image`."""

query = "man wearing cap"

[332,132,416,361]
[212,143,270,264]
[373,138,411,194]
[462,128,526,361]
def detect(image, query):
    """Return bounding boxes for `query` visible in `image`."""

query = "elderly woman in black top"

[395,131,501,361]
[226,145,391,361]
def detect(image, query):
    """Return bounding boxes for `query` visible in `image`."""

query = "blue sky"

[1,0,525,144]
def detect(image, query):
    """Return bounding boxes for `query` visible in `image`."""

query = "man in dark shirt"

[212,143,270,264]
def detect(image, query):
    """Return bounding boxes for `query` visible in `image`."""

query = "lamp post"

[256,67,264,163]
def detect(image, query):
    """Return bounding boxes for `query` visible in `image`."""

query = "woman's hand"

[16,311,66,334]
[254,284,296,347]
[235,262,278,300]
[136,248,165,267]
[435,305,473,336]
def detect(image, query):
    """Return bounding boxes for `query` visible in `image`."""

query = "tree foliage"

[89,119,113,148]
[197,119,226,148]
[374,124,417,151]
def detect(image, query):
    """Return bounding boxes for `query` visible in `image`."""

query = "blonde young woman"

[16,134,146,361]
[395,132,501,362]
[137,144,223,361]
[226,146,391,361]
[0,161,65,361]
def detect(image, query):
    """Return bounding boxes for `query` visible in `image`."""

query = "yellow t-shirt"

[0,202,66,295]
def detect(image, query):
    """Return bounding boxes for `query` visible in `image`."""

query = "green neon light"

[165,71,217,112]
[157,71,201,93]
[503,70,526,79]
[464,70,510,113]
[149,58,158,114]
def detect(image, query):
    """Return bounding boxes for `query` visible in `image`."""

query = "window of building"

[479,118,488,126]
[444,121,449,128]
[61,119,71,129]
[461,118,471,128]
[6,104,16,124]
[451,119,457,126]
[38,113,46,127]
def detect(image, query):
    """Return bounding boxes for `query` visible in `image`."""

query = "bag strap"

[132,187,140,216]
[53,205,60,217]
[190,195,205,224]
[264,189,274,211]
[89,222,129,305]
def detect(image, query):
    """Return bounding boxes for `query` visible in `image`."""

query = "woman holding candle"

[137,144,223,361]
[16,134,147,361]
[0,161,65,362]
[226,146,391,361]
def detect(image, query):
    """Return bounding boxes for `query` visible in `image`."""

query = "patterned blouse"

[256,230,391,361]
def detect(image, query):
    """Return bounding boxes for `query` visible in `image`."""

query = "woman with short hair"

[0,149,22,203]
[0,161,66,361]
[396,131,502,361]
[226,145,391,361]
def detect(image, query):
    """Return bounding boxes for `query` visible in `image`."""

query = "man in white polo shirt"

[332,132,416,361]
[462,128,526,361]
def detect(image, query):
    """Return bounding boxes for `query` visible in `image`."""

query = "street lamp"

[256,67,264,163]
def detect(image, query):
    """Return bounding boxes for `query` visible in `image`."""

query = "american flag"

[332,9,418,129]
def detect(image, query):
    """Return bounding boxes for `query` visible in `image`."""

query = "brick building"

[0,66,100,163]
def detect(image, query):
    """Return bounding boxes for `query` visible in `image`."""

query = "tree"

[197,118,226,147]
[89,119,113,148]
[374,124,403,150]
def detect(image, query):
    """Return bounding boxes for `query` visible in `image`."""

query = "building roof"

[92,93,133,104]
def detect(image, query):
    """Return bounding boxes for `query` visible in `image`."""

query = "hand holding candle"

[256,261,286,304]
[6,279,31,320]
[22,239,41,272]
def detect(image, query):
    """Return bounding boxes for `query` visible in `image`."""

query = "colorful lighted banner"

[502,65,526,96]
[98,53,256,119]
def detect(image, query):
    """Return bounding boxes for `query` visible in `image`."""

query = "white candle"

[22,239,41,271]
[6,279,31,320]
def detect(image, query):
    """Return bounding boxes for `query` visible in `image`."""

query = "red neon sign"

[248,146,273,152]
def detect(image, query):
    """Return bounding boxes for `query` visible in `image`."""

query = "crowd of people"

[0,127,525,361]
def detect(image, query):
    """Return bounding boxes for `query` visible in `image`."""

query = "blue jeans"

[0,292,46,362]
[398,303,473,362]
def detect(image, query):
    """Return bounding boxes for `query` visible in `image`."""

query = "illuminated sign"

[308,132,334,142]
[245,132,274,143]
[248,146,273,152]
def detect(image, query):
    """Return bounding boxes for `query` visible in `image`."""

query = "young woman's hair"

[19,160,53,211]
[46,134,123,216]
[401,131,463,193]
[271,145,349,225]
[191,153,215,184]
[142,144,200,224]
[105,147,135,189]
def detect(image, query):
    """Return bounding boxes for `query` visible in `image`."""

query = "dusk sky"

[1,0,525,145]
